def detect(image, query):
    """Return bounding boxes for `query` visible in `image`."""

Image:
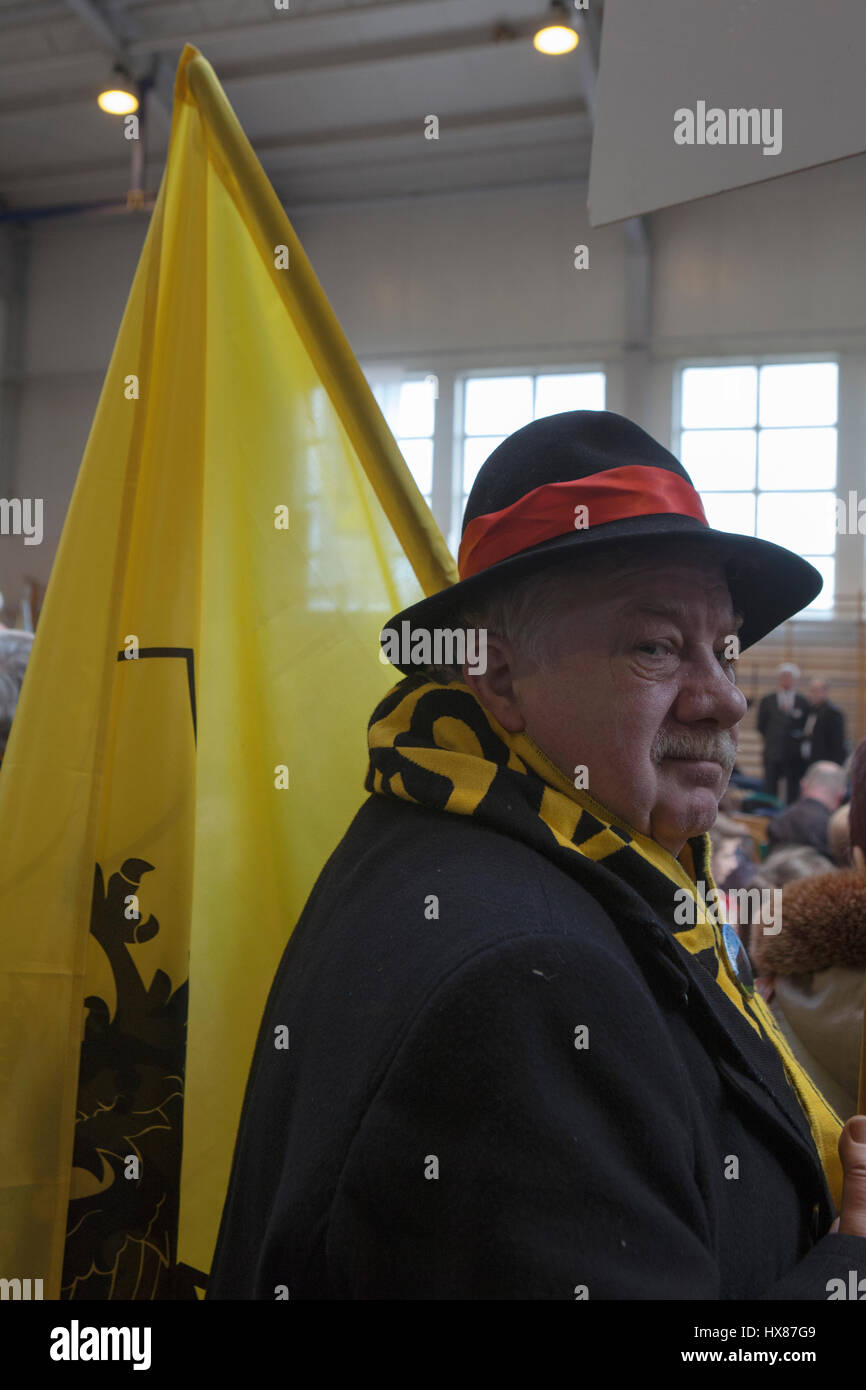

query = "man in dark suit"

[802,676,847,768]
[758,663,810,803]
[207,412,866,1300]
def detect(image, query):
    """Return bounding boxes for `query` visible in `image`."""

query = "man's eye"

[638,641,673,657]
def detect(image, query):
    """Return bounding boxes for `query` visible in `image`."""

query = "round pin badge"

[722,922,755,998]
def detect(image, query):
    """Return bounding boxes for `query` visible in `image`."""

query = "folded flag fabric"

[0,42,456,1300]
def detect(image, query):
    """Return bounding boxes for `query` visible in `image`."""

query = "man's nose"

[676,649,749,726]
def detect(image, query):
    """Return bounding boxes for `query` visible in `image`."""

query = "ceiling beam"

[0,1,68,28]
[0,99,589,196]
[60,0,126,54]
[0,0,473,59]
[0,0,443,30]
[205,20,537,84]
[124,0,499,55]
[0,13,542,80]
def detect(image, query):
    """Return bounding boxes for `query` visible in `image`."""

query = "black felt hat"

[380,409,822,673]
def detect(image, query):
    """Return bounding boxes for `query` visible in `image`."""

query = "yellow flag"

[0,43,456,1300]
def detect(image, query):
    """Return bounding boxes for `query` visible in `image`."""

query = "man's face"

[810,680,826,705]
[481,556,747,857]
[778,671,794,691]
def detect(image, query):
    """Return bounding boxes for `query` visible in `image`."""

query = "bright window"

[678,361,838,614]
[457,370,606,549]
[367,373,437,507]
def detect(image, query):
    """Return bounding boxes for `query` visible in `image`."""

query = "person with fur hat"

[751,738,866,1122]
[208,410,866,1301]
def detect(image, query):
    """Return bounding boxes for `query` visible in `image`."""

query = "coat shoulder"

[297,794,631,982]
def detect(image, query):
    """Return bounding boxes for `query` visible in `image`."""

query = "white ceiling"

[0,0,599,212]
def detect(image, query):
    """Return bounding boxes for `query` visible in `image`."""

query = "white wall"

[3,149,866,619]
[652,153,866,349]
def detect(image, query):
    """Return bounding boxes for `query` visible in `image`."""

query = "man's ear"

[852,844,865,873]
[462,633,526,733]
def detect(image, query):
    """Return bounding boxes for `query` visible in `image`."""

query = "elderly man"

[758,662,810,804]
[208,410,866,1300]
[767,761,848,860]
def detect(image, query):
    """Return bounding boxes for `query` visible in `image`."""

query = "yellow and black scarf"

[366,675,843,1209]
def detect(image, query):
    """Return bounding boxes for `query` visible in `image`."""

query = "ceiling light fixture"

[98,66,140,116]
[533,0,579,55]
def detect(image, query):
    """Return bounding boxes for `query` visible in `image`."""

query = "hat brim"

[380,515,823,674]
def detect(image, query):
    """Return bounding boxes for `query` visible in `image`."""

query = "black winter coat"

[758,692,810,764]
[206,795,866,1300]
[767,796,834,858]
[804,701,847,767]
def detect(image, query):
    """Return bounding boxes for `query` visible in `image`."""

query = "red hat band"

[457,465,709,581]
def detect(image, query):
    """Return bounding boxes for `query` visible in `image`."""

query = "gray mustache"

[653,730,737,769]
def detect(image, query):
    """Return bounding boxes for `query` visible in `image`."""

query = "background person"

[801,676,847,768]
[751,738,866,1121]
[731,844,833,963]
[758,662,809,804]
[766,761,847,860]
[828,802,852,868]
[708,811,758,923]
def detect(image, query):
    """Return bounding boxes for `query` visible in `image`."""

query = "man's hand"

[830,1116,866,1236]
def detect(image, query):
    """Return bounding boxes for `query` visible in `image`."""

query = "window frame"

[452,362,607,554]
[671,352,841,621]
